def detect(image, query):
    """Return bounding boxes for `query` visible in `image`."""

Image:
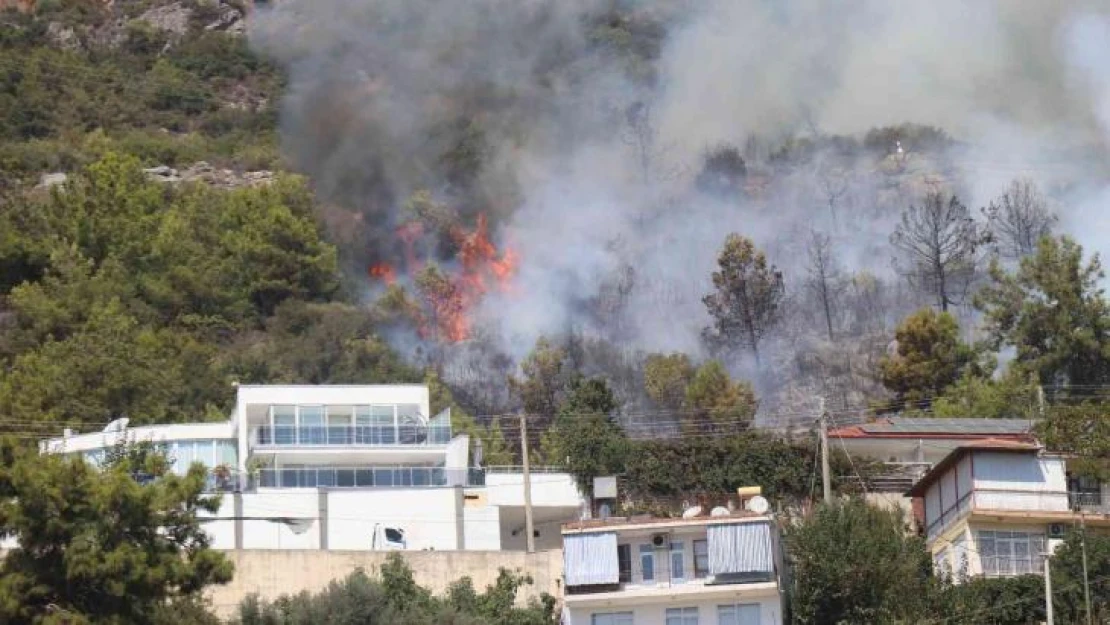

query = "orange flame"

[369,263,397,285]
[368,212,517,343]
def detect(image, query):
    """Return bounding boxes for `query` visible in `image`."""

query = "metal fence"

[255,424,452,447]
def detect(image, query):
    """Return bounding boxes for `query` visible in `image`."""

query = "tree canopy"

[0,439,232,624]
[235,553,557,625]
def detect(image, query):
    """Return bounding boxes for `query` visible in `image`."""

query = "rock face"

[144,162,275,189]
[36,172,68,189]
[137,2,192,38]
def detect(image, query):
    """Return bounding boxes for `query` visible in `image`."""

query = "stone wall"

[206,549,564,618]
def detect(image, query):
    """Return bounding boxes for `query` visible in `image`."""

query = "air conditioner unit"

[651,533,667,547]
[1047,523,1067,539]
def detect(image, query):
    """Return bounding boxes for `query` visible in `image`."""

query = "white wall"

[41,421,235,455]
[485,472,583,507]
[972,453,1069,512]
[326,488,460,550]
[463,504,502,550]
[565,596,782,625]
[242,491,321,550]
[235,385,431,420]
[200,496,238,550]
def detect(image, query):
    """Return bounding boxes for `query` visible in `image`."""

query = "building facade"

[561,515,784,625]
[39,384,585,552]
[905,440,1110,580]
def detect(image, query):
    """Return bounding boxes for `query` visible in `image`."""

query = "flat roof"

[832,417,1036,439]
[905,439,1041,497]
[562,512,768,534]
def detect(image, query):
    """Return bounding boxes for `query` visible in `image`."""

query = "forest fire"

[368,263,397,285]
[369,212,517,343]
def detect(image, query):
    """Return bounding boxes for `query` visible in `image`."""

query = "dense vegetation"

[786,499,1110,625]
[0,438,231,624]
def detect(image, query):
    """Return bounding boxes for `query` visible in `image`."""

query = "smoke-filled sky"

[250,0,1110,377]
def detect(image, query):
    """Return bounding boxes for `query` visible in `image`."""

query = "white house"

[39,384,585,552]
[561,514,784,625]
[905,439,1110,580]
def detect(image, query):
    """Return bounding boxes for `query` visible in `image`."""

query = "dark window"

[617,544,632,583]
[385,528,405,543]
[694,539,709,578]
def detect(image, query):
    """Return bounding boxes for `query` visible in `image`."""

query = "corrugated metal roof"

[860,417,1034,434]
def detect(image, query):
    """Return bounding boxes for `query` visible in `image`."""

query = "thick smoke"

[251,0,1110,419]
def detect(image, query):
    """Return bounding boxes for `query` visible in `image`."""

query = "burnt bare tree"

[805,232,845,340]
[983,178,1057,260]
[891,192,982,312]
[702,234,785,367]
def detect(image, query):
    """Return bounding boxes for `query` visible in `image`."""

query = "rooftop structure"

[561,512,784,625]
[829,417,1037,493]
[39,384,585,552]
[905,440,1110,580]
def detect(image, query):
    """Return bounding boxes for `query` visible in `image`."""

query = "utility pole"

[1037,385,1046,418]
[819,397,832,504]
[1080,512,1093,625]
[519,412,535,553]
[1045,549,1055,625]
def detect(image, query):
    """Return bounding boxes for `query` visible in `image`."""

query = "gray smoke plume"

[251,0,1110,419]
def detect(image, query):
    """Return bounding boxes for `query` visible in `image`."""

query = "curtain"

[707,521,773,575]
[564,532,619,586]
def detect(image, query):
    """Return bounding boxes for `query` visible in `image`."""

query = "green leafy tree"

[1037,403,1110,480]
[878,308,976,409]
[786,499,933,624]
[509,338,573,418]
[702,234,785,366]
[643,352,694,411]
[931,369,1040,419]
[683,360,757,434]
[235,554,557,625]
[1050,529,1110,624]
[976,235,1110,387]
[0,438,232,623]
[540,377,627,493]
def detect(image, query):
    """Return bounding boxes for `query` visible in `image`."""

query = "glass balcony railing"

[255,466,485,488]
[255,425,452,447]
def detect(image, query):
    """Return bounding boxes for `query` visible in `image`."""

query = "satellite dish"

[682,505,703,519]
[103,417,129,433]
[745,496,770,515]
[285,518,315,535]
[710,506,731,517]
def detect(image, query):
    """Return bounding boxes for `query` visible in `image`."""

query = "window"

[978,530,1046,577]
[591,613,633,625]
[640,544,655,582]
[666,607,698,625]
[618,544,632,583]
[670,541,685,581]
[299,405,325,444]
[272,405,296,445]
[694,539,709,578]
[717,604,760,625]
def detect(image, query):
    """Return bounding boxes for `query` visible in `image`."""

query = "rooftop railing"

[254,424,452,447]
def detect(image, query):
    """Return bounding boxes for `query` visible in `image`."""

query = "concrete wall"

[564,596,782,625]
[206,549,564,618]
[327,488,460,550]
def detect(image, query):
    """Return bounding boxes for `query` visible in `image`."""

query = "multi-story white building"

[906,439,1110,580]
[39,384,585,552]
[561,514,784,625]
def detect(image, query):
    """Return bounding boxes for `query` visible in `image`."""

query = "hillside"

[2,0,1110,458]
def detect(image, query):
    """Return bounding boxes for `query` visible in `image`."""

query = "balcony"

[254,424,452,447]
[255,465,485,489]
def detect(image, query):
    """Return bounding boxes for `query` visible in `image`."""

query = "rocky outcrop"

[137,2,192,38]
[144,162,275,189]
